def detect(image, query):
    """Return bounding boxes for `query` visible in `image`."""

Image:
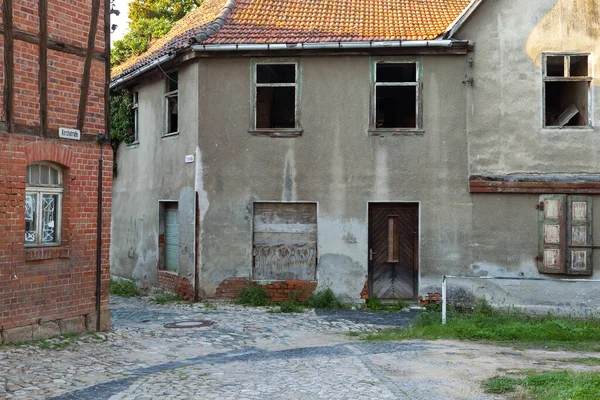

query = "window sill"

[162,132,180,140]
[158,269,179,276]
[24,246,70,261]
[541,126,594,132]
[126,141,139,149]
[369,129,424,137]
[249,129,303,138]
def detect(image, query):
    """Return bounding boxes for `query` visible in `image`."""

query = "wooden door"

[369,203,418,300]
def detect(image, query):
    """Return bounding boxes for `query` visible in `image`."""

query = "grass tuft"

[308,288,344,310]
[109,278,140,297]
[154,293,184,305]
[484,370,600,399]
[236,285,269,307]
[363,299,600,351]
[365,297,408,313]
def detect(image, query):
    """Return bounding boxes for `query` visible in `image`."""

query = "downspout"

[97,0,111,332]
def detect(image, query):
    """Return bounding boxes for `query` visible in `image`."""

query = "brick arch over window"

[24,142,74,168]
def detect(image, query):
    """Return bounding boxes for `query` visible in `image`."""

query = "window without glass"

[25,163,62,246]
[164,71,178,135]
[254,63,298,130]
[543,53,591,128]
[132,91,139,142]
[373,61,420,130]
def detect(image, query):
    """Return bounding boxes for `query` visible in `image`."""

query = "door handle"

[369,248,376,261]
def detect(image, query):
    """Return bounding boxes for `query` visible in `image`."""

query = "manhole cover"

[164,320,214,329]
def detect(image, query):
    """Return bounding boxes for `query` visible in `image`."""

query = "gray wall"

[458,0,600,176]
[110,62,198,286]
[196,55,471,300]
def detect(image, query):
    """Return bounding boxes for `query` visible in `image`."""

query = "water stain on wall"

[526,0,600,82]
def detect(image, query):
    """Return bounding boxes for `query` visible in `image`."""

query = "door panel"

[369,204,418,300]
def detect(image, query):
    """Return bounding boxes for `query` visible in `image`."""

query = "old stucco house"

[110,0,600,312]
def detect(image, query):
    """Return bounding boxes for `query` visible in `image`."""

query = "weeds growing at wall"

[236,285,269,307]
[154,293,184,304]
[109,278,140,297]
[362,298,600,351]
[308,288,344,310]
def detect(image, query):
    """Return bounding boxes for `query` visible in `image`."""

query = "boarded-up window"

[538,195,592,275]
[253,203,317,280]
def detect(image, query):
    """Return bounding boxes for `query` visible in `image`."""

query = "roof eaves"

[192,0,237,43]
[443,0,485,39]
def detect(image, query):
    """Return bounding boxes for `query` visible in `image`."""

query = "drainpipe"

[96,134,105,331]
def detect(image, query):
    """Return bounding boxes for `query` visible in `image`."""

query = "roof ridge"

[192,0,237,43]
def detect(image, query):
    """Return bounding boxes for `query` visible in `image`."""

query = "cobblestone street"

[2,296,597,399]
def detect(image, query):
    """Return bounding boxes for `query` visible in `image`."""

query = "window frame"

[370,57,424,136]
[131,91,139,143]
[25,163,63,247]
[541,52,593,129]
[249,58,303,138]
[164,71,179,137]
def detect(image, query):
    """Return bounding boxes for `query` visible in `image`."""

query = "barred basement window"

[25,163,63,246]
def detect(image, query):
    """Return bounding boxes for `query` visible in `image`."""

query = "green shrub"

[236,285,269,307]
[279,301,304,313]
[366,296,384,312]
[308,288,343,310]
[109,278,140,297]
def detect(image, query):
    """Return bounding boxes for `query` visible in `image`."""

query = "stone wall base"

[157,271,195,301]
[1,310,110,344]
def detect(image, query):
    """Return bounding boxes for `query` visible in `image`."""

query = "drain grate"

[164,320,214,329]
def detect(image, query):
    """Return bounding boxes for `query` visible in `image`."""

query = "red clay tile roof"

[112,0,472,80]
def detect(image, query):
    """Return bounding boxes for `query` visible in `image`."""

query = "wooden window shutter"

[538,194,567,274]
[567,196,593,276]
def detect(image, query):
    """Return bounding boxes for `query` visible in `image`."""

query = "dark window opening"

[376,86,417,129]
[167,96,178,133]
[545,81,589,127]
[377,63,417,83]
[546,56,565,77]
[257,64,295,84]
[255,63,297,130]
[165,71,179,134]
[570,56,589,77]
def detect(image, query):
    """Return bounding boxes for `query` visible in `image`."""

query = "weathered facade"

[0,0,112,342]
[111,0,600,313]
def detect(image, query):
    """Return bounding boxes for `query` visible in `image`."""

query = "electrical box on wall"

[185,155,195,163]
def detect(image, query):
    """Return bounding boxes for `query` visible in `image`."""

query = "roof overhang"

[443,0,485,39]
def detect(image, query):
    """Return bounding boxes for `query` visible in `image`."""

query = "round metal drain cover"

[164,320,214,329]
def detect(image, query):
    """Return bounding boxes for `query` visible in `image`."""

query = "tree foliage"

[111,18,173,67]
[128,0,203,23]
[109,90,134,176]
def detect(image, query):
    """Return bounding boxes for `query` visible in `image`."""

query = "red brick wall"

[1,0,109,333]
[0,135,112,330]
[215,278,318,303]
[157,271,194,301]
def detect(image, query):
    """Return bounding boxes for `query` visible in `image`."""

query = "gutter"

[110,53,175,89]
[191,40,466,52]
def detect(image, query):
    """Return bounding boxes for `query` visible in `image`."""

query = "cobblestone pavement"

[2,297,595,400]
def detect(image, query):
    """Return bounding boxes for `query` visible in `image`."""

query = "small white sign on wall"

[185,155,195,163]
[59,127,81,141]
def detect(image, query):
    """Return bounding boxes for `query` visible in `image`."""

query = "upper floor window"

[25,163,63,246]
[252,61,300,134]
[164,71,178,135]
[543,53,592,128]
[132,91,139,142]
[371,59,422,133]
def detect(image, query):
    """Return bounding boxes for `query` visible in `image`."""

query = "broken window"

[538,195,593,276]
[132,91,139,142]
[25,163,62,246]
[164,71,178,135]
[372,61,421,130]
[543,54,591,128]
[254,63,298,130]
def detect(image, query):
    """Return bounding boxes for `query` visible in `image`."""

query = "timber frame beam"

[3,0,14,132]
